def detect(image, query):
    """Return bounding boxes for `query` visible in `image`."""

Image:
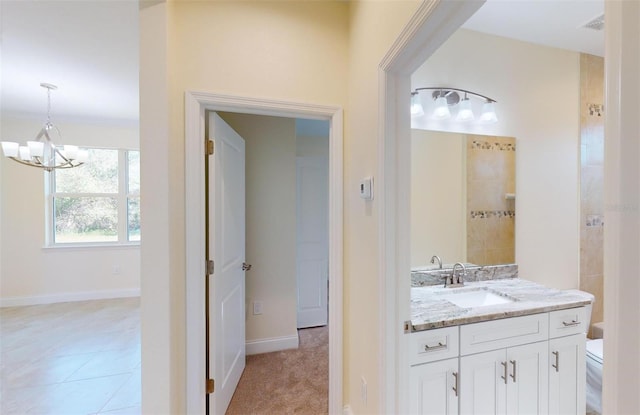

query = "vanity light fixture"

[411,87,498,124]
[1,83,87,171]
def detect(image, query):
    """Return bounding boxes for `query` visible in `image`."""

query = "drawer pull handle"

[501,361,508,384]
[452,372,459,397]
[562,319,580,327]
[510,360,517,382]
[552,351,559,372]
[424,341,446,352]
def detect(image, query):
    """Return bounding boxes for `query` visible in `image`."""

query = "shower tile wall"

[466,135,516,265]
[580,53,604,327]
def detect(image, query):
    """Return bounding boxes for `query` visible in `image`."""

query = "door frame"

[377,1,484,413]
[185,91,343,414]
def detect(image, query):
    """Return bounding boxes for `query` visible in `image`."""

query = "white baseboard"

[246,333,299,355]
[343,405,354,415]
[0,288,140,308]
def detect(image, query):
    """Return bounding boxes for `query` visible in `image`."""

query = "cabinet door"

[410,358,459,415]
[506,341,549,415]
[460,349,507,415]
[549,334,586,415]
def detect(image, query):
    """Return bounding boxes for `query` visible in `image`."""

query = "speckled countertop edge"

[411,278,593,332]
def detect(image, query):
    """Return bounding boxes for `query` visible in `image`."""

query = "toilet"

[586,337,603,414]
[571,290,603,415]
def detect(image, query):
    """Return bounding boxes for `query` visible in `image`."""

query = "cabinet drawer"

[410,326,459,366]
[549,307,587,338]
[460,313,549,356]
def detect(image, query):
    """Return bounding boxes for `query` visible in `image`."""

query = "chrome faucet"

[446,262,466,287]
[430,255,443,269]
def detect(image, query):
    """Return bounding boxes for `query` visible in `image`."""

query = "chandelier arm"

[413,87,497,103]
[8,156,83,171]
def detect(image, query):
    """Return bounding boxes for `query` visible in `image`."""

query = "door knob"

[242,263,252,271]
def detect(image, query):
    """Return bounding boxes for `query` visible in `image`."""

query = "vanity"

[408,274,592,415]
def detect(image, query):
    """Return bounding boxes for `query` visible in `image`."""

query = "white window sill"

[42,243,140,252]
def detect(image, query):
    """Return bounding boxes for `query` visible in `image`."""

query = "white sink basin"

[439,288,515,308]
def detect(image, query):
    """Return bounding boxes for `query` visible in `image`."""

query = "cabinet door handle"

[562,319,580,327]
[424,342,446,352]
[510,360,517,382]
[501,361,508,384]
[452,372,459,397]
[552,351,559,372]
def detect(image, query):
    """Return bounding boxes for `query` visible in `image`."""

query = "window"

[47,148,140,245]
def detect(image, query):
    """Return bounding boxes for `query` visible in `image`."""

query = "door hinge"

[206,139,214,155]
[206,378,215,394]
[207,260,214,275]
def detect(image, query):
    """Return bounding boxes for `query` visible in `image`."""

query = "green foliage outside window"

[51,148,140,244]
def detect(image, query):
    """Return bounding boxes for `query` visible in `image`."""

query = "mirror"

[411,130,516,269]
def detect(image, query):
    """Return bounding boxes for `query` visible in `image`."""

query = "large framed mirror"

[411,130,516,269]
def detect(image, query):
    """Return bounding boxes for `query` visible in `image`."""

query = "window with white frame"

[47,148,140,245]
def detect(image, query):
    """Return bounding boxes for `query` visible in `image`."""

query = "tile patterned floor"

[1,298,141,415]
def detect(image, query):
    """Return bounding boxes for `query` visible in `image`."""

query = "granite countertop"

[410,278,593,332]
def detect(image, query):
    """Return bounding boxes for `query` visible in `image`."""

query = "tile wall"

[580,53,604,327]
[466,135,516,265]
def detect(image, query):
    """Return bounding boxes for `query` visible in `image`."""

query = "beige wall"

[411,130,466,268]
[139,0,424,412]
[218,112,298,344]
[297,134,329,158]
[412,29,581,290]
[140,1,351,412]
[579,53,604,329]
[0,116,140,305]
[346,2,421,412]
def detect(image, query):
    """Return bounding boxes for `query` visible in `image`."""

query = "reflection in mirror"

[411,130,516,269]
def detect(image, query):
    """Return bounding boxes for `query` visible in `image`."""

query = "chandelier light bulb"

[411,93,424,117]
[19,146,31,161]
[480,101,498,123]
[1,141,19,158]
[456,97,475,122]
[432,96,451,120]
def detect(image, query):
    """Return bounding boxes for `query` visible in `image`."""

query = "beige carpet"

[226,326,328,415]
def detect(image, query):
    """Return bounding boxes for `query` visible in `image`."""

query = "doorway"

[184,92,343,415]
[214,111,330,415]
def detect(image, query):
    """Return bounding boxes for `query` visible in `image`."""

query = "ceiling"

[462,0,604,57]
[0,1,604,125]
[1,0,139,124]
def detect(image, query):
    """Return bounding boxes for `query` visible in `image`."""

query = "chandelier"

[1,83,87,171]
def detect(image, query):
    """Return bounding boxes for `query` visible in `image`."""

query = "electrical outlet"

[361,376,367,406]
[253,301,263,315]
[112,265,122,275]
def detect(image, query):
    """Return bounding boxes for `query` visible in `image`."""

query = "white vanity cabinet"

[459,313,549,414]
[409,307,587,415]
[409,326,459,415]
[548,308,588,415]
[459,342,549,414]
[410,357,459,415]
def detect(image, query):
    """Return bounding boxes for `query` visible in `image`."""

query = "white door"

[460,349,507,415]
[295,156,329,328]
[208,113,246,415]
[506,341,548,415]
[549,334,586,415]
[409,358,459,415]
